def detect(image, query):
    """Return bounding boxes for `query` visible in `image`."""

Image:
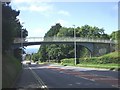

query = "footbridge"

[13,37,117,56]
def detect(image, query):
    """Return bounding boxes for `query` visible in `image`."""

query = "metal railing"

[13,37,117,44]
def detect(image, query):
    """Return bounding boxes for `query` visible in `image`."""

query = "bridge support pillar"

[92,43,116,57]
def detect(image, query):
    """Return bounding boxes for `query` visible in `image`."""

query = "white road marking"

[29,67,48,90]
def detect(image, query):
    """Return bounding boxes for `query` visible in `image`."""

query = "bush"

[61,51,120,65]
[79,57,99,64]
[61,58,75,65]
[78,56,120,64]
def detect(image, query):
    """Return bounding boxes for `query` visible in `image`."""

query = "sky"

[10,0,119,53]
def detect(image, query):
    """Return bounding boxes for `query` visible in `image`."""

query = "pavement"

[13,64,41,88]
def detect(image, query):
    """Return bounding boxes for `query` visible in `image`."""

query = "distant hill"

[25,48,39,54]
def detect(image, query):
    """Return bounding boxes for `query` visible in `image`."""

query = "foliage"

[2,3,27,88]
[61,51,120,65]
[25,54,32,60]
[110,30,120,40]
[31,53,40,62]
[13,48,23,60]
[110,30,120,51]
[44,23,62,37]
[61,58,75,65]
[2,3,28,55]
[38,45,48,62]
[37,24,111,62]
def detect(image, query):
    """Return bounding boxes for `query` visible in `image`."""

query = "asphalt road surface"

[13,63,119,89]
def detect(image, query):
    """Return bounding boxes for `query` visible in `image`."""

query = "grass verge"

[2,54,22,88]
[76,63,119,69]
[59,63,119,70]
[60,51,120,70]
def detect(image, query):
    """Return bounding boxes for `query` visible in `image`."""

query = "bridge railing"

[13,37,117,44]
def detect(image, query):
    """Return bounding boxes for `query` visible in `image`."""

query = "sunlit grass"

[100,51,119,58]
[76,63,119,69]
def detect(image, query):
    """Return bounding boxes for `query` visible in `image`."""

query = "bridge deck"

[13,37,117,44]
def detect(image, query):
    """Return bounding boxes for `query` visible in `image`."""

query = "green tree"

[2,2,28,61]
[110,30,120,51]
[38,45,48,62]
[32,53,39,62]
[38,24,110,62]
[110,31,118,40]
[45,23,62,37]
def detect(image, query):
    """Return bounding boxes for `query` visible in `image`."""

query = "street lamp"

[21,22,24,66]
[73,25,76,65]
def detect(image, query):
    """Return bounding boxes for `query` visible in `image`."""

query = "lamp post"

[73,25,76,65]
[20,27,23,67]
[21,22,24,65]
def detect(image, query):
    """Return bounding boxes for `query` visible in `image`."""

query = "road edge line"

[29,67,48,90]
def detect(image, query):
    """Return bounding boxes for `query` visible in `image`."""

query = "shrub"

[79,57,100,64]
[61,52,120,65]
[61,58,75,65]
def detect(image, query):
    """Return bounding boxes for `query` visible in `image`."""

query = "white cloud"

[28,28,48,37]
[11,0,54,14]
[30,5,51,12]
[18,4,53,12]
[58,10,70,16]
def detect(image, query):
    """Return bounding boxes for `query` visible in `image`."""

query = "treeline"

[2,2,28,88]
[2,2,28,60]
[31,23,119,63]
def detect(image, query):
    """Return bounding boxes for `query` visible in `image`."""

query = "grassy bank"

[60,51,120,70]
[2,54,22,88]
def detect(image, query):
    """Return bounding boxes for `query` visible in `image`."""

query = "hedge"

[61,56,120,65]
[79,56,120,64]
[61,58,75,65]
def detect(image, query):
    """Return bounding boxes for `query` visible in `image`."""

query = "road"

[13,63,119,89]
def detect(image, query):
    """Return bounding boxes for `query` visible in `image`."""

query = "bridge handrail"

[13,37,117,44]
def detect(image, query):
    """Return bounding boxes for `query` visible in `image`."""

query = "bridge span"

[14,37,117,44]
[13,37,117,57]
